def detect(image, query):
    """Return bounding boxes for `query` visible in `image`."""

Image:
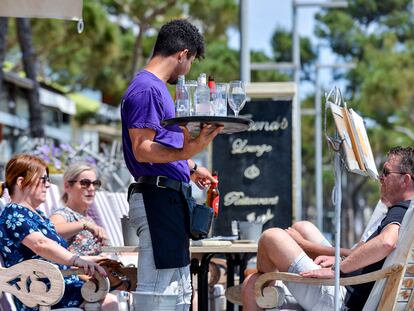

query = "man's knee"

[259,228,287,248]
[291,221,314,234]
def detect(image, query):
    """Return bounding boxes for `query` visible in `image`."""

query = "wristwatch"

[190,162,198,174]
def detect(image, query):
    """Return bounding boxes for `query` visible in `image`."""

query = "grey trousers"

[129,192,192,311]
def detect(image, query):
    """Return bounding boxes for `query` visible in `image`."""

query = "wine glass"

[228,80,246,117]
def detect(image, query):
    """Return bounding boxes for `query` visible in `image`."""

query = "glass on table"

[228,80,246,117]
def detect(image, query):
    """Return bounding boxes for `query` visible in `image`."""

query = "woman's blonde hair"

[61,163,97,203]
[0,154,48,197]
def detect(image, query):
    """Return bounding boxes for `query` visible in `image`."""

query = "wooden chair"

[225,200,414,310]
[0,259,110,311]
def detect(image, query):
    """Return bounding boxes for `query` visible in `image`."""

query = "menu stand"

[325,87,346,311]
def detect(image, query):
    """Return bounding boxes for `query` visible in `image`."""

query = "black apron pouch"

[186,196,213,240]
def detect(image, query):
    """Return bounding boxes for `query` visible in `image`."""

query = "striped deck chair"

[38,183,61,216]
[0,184,61,217]
[91,191,129,246]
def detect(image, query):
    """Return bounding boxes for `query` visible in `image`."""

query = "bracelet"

[71,255,80,266]
[82,220,89,230]
[190,162,198,174]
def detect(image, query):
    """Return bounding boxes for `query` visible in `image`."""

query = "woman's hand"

[84,221,108,241]
[73,256,107,277]
[84,254,109,263]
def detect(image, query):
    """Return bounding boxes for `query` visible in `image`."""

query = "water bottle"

[194,73,210,116]
[175,75,189,117]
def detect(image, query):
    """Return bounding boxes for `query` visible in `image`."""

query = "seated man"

[242,146,414,311]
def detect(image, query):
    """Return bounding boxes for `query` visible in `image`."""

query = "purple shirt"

[121,70,190,182]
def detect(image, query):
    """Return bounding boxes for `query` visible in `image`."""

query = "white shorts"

[283,251,346,311]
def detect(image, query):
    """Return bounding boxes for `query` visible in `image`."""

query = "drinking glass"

[228,80,246,117]
[185,80,198,116]
[212,83,228,116]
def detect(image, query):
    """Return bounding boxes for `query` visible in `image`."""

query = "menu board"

[212,100,293,236]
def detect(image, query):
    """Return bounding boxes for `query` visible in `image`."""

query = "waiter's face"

[169,53,196,85]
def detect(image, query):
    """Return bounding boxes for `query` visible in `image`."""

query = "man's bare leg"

[291,221,328,245]
[242,228,304,311]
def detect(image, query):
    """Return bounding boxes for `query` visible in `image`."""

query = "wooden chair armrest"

[61,268,110,310]
[254,263,403,308]
[0,259,65,309]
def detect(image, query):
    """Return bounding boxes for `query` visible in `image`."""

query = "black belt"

[128,176,192,201]
[137,176,182,191]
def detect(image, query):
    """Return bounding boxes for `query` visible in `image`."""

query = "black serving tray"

[162,116,253,135]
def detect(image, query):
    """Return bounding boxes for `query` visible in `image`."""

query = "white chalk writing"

[231,138,272,157]
[224,192,279,206]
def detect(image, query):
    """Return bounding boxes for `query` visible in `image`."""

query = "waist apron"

[140,184,191,269]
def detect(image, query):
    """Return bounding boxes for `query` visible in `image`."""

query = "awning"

[0,0,83,20]
[39,88,76,115]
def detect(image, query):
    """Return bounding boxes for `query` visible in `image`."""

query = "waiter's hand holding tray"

[162,116,253,135]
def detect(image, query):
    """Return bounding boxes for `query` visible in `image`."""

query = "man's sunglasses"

[39,175,50,185]
[69,178,102,189]
[381,168,413,179]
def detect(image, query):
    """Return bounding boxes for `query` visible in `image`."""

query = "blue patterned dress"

[0,203,84,310]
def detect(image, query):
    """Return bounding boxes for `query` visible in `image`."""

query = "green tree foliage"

[101,0,238,81]
[2,0,240,105]
[314,0,414,245]
[315,0,414,139]
[271,27,317,80]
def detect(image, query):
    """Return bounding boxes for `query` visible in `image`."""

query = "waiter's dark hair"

[152,19,205,60]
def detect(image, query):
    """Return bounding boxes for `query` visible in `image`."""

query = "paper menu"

[348,108,379,179]
[329,103,365,176]
[329,103,378,179]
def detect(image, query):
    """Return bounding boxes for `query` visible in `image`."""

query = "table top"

[103,241,257,254]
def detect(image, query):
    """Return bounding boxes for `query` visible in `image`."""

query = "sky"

[228,0,346,95]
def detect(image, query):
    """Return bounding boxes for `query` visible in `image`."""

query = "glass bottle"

[208,75,217,116]
[194,73,210,116]
[117,291,130,311]
[175,75,189,117]
[206,171,219,217]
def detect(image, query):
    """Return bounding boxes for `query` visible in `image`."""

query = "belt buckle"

[156,176,167,189]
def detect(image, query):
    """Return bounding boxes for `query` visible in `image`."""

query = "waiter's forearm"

[132,140,189,163]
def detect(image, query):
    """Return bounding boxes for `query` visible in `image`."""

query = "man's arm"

[301,224,400,279]
[340,223,400,273]
[129,125,221,163]
[286,227,351,258]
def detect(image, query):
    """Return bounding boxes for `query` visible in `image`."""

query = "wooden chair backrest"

[0,259,64,310]
[364,200,414,311]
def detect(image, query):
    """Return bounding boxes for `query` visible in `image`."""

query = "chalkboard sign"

[212,100,293,236]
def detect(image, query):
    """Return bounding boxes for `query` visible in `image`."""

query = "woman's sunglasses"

[39,175,50,185]
[69,178,102,189]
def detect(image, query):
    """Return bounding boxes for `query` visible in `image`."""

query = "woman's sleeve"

[3,208,41,242]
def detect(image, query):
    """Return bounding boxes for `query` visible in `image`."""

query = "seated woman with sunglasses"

[0,154,118,310]
[50,163,109,256]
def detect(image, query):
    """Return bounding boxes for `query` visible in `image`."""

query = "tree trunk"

[16,18,44,137]
[0,18,8,98]
[129,24,146,81]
